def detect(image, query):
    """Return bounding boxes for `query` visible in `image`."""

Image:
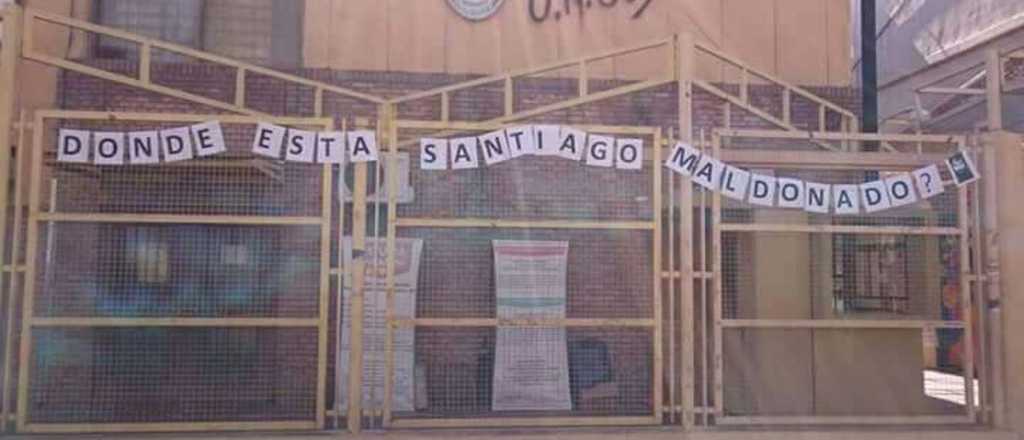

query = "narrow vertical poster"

[339,237,423,412]
[492,240,572,411]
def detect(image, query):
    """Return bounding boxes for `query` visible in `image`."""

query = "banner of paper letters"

[664,142,979,215]
[56,121,380,165]
[417,125,644,170]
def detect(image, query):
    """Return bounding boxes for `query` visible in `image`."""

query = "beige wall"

[304,0,852,85]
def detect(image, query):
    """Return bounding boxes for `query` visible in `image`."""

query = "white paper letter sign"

[317,131,346,164]
[776,178,805,209]
[57,129,90,163]
[127,131,160,165]
[504,126,533,159]
[532,125,560,156]
[585,135,615,167]
[420,138,449,170]
[450,137,480,170]
[664,142,702,176]
[615,138,643,170]
[833,185,860,215]
[286,129,317,163]
[190,121,226,157]
[556,127,586,161]
[93,132,125,165]
[946,151,979,186]
[692,156,724,191]
[860,180,892,213]
[348,130,378,163]
[720,166,751,201]
[804,182,831,214]
[886,174,918,208]
[251,122,285,159]
[479,130,511,165]
[747,174,777,207]
[913,164,944,199]
[160,126,194,162]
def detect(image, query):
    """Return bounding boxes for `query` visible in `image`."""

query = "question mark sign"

[920,172,932,191]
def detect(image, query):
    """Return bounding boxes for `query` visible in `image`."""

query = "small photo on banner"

[504,126,533,159]
[692,155,723,190]
[450,137,480,170]
[285,129,317,163]
[912,164,944,198]
[747,173,776,207]
[720,166,750,200]
[252,122,286,159]
[885,174,918,208]
[190,121,226,157]
[348,130,378,163]
[93,132,125,165]
[479,130,511,165]
[833,184,860,215]
[585,135,615,167]
[803,182,831,214]
[776,177,805,209]
[57,129,90,163]
[860,180,892,213]
[531,125,561,156]
[160,126,194,162]
[615,138,643,170]
[419,138,449,170]
[317,131,346,164]
[946,151,979,186]
[127,131,161,165]
[556,127,586,161]
[664,142,701,176]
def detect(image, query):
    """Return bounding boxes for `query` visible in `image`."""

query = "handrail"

[694,41,857,118]
[23,8,386,112]
[388,37,674,105]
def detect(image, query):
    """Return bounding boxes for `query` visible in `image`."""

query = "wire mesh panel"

[15,112,335,433]
[704,130,981,427]
[379,121,662,428]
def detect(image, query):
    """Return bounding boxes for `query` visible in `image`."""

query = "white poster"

[886,174,918,208]
[479,130,511,165]
[720,166,751,201]
[504,126,533,159]
[251,122,286,159]
[159,126,194,162]
[776,177,805,209]
[450,137,481,169]
[747,174,777,206]
[285,129,317,163]
[317,131,347,164]
[127,131,161,165]
[93,132,125,165]
[664,142,702,176]
[419,138,449,170]
[348,130,379,163]
[615,138,643,170]
[912,164,944,198]
[339,238,423,413]
[531,125,561,156]
[585,135,615,167]
[492,240,572,412]
[556,127,586,161]
[833,184,861,215]
[57,129,90,163]
[803,181,831,214]
[190,121,227,157]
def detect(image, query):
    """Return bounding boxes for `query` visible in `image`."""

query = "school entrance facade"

[0,4,1017,438]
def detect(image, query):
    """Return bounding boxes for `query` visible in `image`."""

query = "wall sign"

[529,0,653,22]
[447,0,506,21]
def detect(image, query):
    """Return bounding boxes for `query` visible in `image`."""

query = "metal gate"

[671,129,987,427]
[362,119,665,429]
[12,111,343,433]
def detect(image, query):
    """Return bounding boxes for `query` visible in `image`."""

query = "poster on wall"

[339,237,423,412]
[492,240,572,411]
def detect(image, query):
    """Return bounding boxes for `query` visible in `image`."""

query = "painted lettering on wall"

[529,0,653,22]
